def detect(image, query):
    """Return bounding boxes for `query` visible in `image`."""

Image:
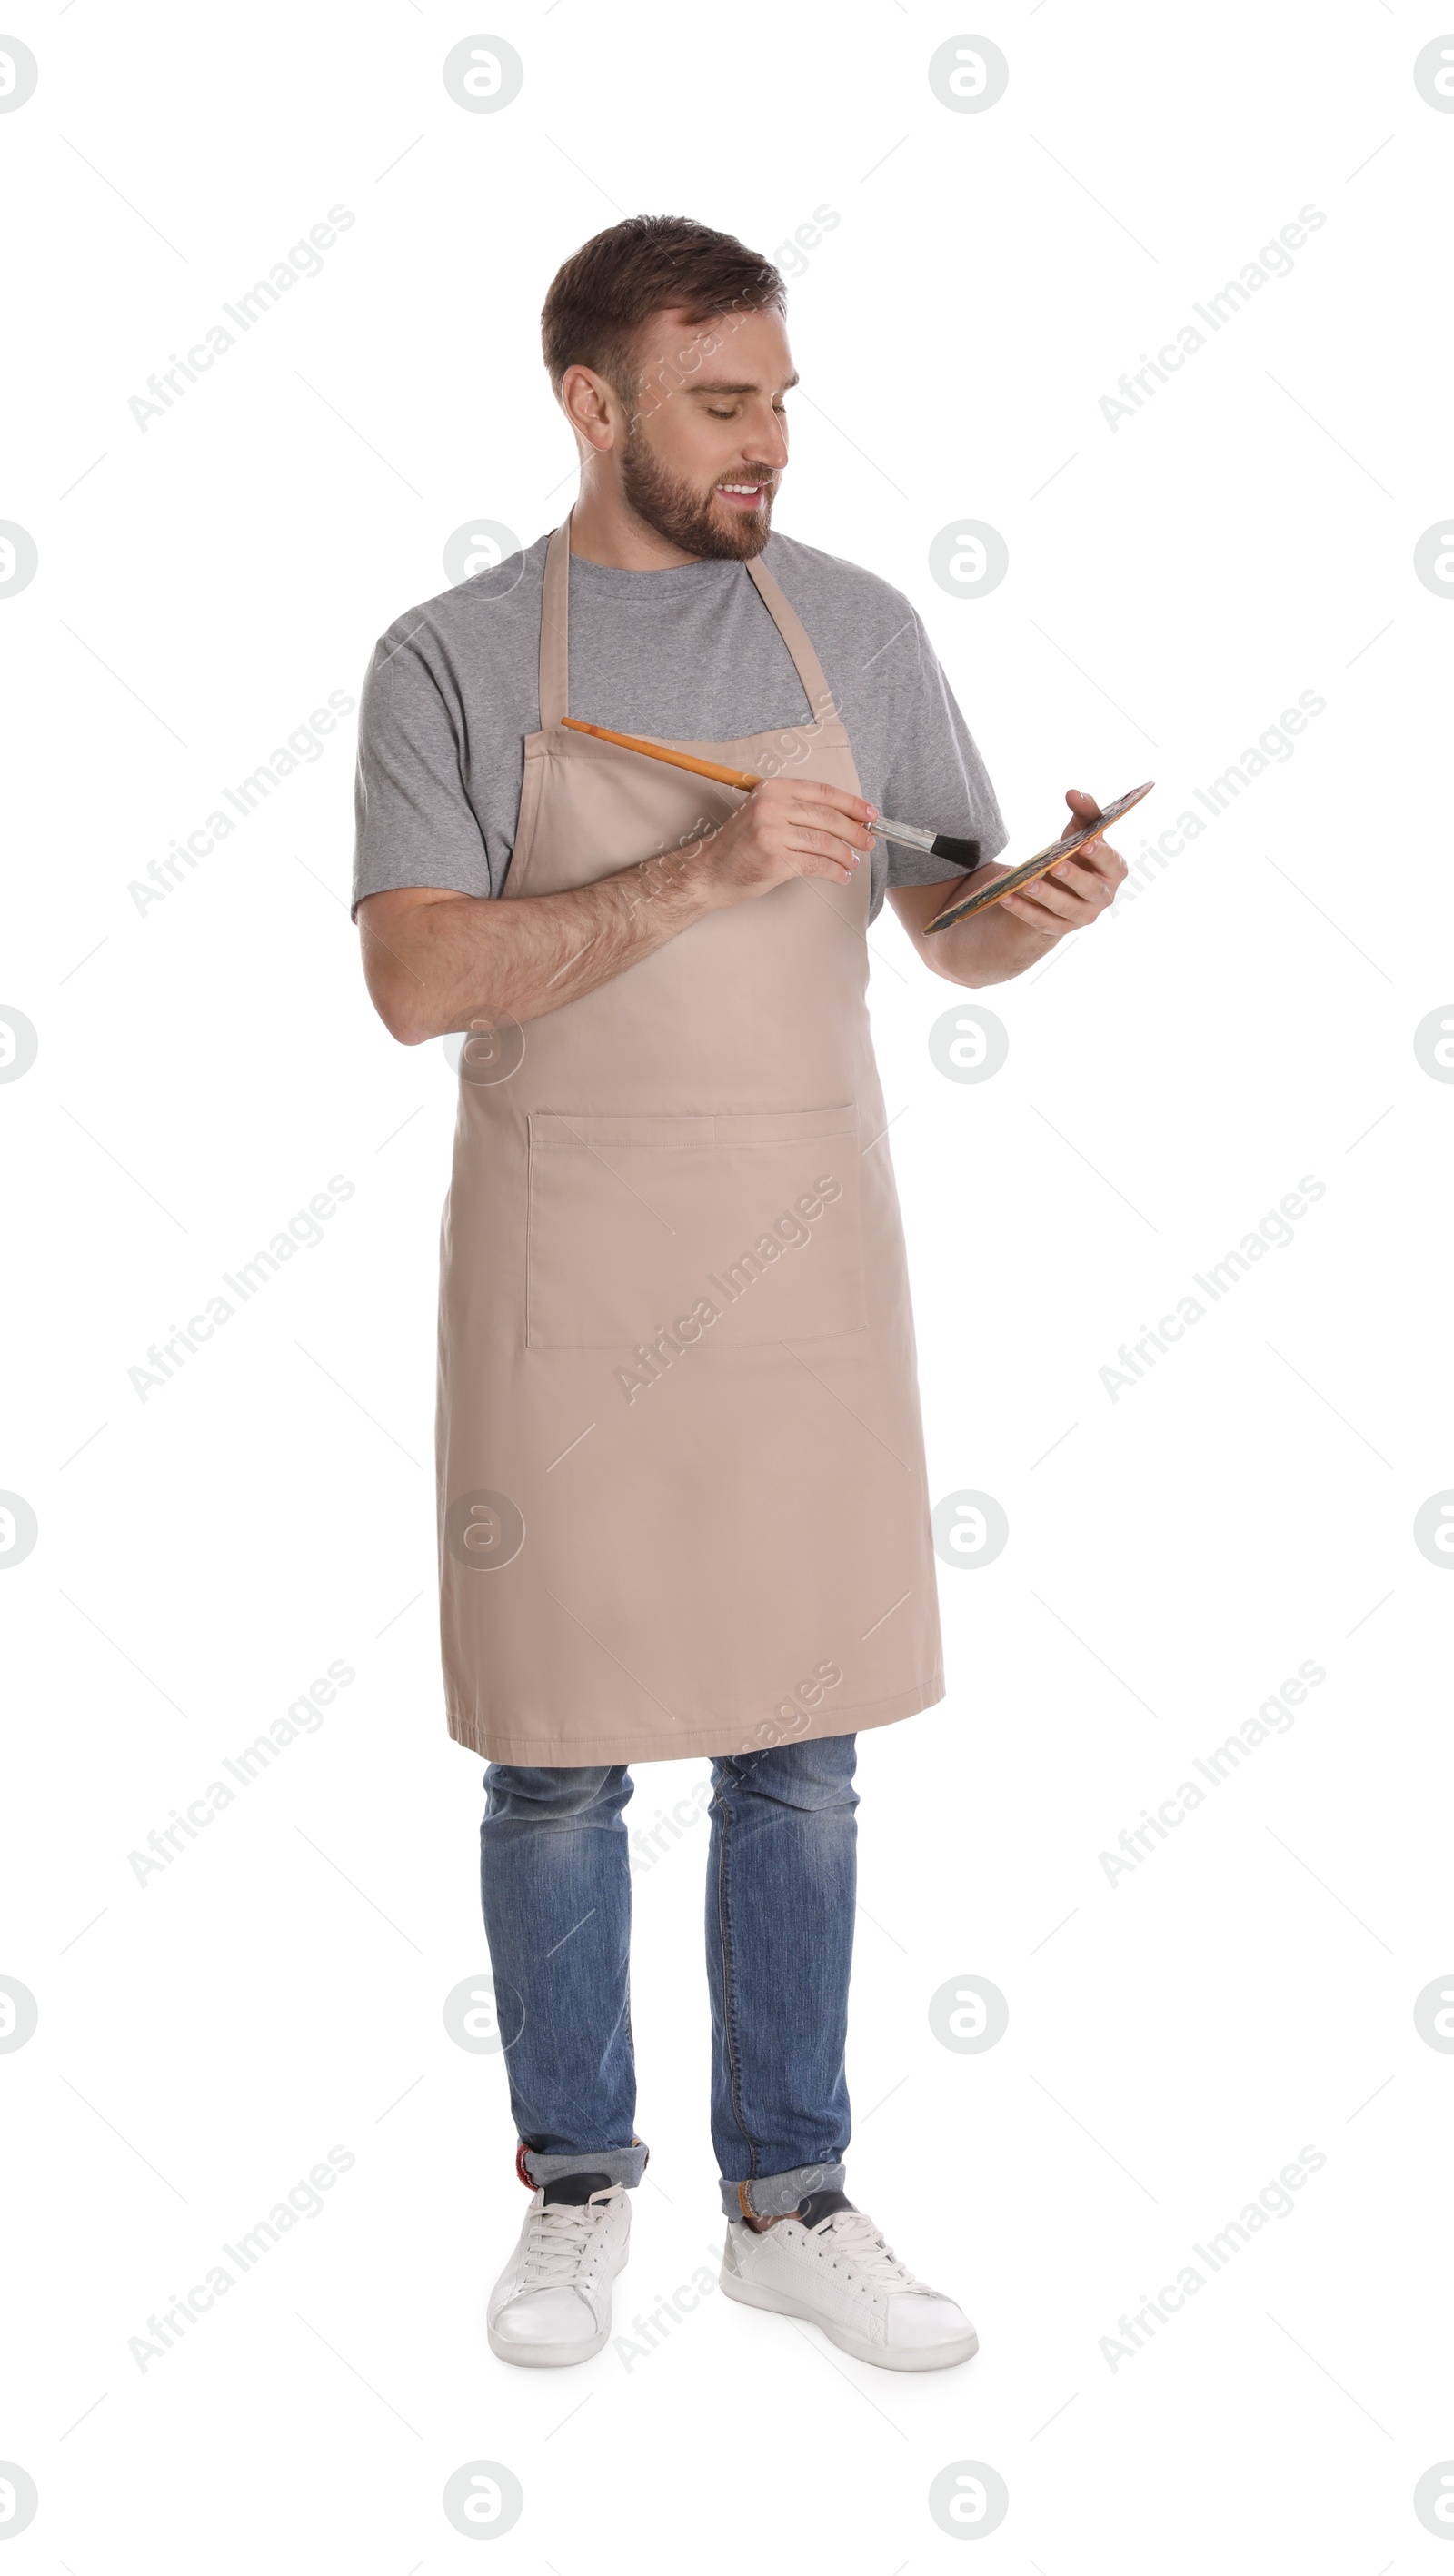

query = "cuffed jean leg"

[479,1762,647,2188]
[705,1733,859,2218]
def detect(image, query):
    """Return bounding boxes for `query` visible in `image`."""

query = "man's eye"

[706,407,739,419]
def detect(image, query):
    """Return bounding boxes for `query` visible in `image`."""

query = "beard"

[620,425,776,562]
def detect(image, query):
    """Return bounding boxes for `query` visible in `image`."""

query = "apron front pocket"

[526,1105,867,1350]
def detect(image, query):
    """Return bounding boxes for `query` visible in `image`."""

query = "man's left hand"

[885,786,1130,985]
[994,788,1127,944]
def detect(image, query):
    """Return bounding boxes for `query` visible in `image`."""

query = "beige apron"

[437,515,944,1766]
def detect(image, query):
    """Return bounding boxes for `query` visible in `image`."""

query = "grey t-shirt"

[351,528,1007,924]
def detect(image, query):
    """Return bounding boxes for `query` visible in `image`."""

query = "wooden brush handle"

[560,715,761,792]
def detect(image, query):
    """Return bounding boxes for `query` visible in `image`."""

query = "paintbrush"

[560,715,983,870]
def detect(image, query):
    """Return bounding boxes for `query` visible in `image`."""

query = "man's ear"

[560,363,617,453]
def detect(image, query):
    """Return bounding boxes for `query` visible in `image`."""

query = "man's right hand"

[690,775,878,907]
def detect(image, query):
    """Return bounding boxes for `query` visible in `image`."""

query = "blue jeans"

[480,1735,859,2219]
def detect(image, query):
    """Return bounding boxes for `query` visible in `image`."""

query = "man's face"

[615,303,795,561]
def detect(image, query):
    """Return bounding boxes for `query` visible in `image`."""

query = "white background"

[4,1,1453,2567]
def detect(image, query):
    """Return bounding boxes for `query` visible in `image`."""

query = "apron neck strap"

[743,554,836,723]
[538,513,838,733]
[539,516,573,732]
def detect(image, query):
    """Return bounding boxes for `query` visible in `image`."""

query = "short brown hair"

[541,215,785,407]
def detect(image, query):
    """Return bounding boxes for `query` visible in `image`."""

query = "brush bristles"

[930,835,982,870]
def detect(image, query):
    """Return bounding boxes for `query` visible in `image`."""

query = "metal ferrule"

[874,814,937,854]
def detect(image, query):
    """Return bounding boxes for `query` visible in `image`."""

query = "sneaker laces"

[808,2207,927,2293]
[520,2188,622,2289]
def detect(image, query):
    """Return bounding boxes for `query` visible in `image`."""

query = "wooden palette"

[925,781,1155,932]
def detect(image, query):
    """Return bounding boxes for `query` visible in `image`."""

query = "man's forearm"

[887,866,1061,988]
[362,845,718,1043]
[923,890,1061,987]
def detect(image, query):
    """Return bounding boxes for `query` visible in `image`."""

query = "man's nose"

[751,415,789,472]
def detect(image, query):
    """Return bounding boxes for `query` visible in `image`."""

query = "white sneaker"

[487,2183,631,2367]
[720,2199,978,2372]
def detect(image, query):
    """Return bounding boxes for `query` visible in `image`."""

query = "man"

[354,214,1124,2373]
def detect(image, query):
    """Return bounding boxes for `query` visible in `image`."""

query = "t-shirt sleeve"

[878,608,1009,890]
[351,617,493,920]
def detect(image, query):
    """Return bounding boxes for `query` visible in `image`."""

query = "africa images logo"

[1097,207,1327,431]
